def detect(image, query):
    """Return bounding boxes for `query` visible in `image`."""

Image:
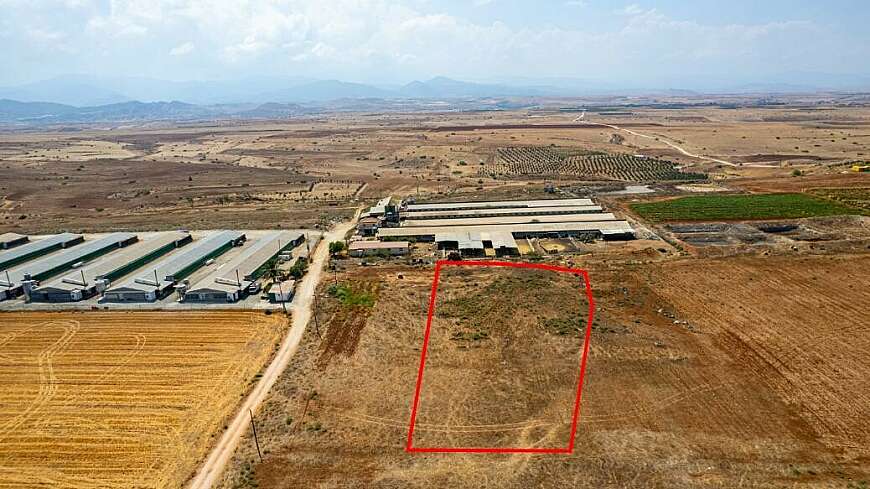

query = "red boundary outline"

[405,260,596,454]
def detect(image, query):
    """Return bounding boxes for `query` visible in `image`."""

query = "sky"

[2,0,869,87]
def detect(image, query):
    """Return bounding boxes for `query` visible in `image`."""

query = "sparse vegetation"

[480,146,705,181]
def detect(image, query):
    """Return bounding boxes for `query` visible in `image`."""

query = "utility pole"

[312,291,321,339]
[276,279,287,314]
[249,409,263,462]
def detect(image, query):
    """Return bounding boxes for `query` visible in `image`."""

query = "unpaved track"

[578,119,740,167]
[188,216,358,489]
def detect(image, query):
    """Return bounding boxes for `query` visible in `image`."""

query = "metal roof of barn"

[108,231,243,294]
[37,232,190,292]
[0,233,136,287]
[401,205,603,219]
[379,220,634,239]
[404,198,594,212]
[349,240,410,250]
[186,231,302,294]
[0,233,27,246]
[0,233,82,270]
[402,213,618,228]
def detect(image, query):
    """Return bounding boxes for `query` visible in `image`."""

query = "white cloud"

[0,0,865,86]
[169,41,194,56]
[618,3,646,16]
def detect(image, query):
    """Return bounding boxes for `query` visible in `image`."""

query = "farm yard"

[479,146,706,182]
[0,311,286,488]
[630,193,867,222]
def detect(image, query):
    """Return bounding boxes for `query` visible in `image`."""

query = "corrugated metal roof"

[109,231,243,293]
[0,233,82,270]
[38,232,190,292]
[0,233,136,287]
[402,205,603,219]
[144,230,243,284]
[349,241,409,250]
[379,220,635,238]
[0,233,27,245]
[402,213,618,228]
[405,198,594,212]
[482,231,517,249]
[187,231,302,294]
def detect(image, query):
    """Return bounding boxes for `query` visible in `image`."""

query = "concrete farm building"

[0,233,83,271]
[1,233,137,301]
[103,231,245,302]
[0,233,28,250]
[29,232,191,303]
[183,231,304,303]
[365,196,635,257]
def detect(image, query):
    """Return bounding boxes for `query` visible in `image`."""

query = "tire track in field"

[334,410,555,434]
[0,320,80,442]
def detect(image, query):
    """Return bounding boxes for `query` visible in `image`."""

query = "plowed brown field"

[220,254,869,488]
[0,311,286,488]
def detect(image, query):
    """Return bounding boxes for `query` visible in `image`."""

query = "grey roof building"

[379,221,634,241]
[0,233,28,249]
[184,231,304,303]
[402,213,618,228]
[104,230,245,302]
[404,198,594,212]
[401,205,603,220]
[0,233,83,270]
[1,232,137,301]
[29,232,191,303]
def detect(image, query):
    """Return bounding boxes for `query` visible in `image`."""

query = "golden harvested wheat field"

[0,311,286,488]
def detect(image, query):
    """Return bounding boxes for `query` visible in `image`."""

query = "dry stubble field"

[0,311,286,488]
[219,253,869,489]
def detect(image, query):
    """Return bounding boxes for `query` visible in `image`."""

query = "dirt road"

[578,119,739,167]
[187,215,358,489]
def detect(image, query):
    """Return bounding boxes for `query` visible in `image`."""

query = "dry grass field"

[3,105,870,235]
[0,311,286,488]
[218,254,869,488]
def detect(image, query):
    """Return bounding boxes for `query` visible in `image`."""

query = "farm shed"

[380,221,635,242]
[0,233,28,250]
[1,233,138,302]
[357,216,380,236]
[182,282,240,303]
[403,198,594,212]
[30,232,191,303]
[184,231,303,303]
[348,240,410,257]
[267,279,295,303]
[482,231,519,256]
[401,213,619,228]
[0,233,83,270]
[435,232,485,256]
[363,196,395,217]
[401,205,603,220]
[104,230,245,302]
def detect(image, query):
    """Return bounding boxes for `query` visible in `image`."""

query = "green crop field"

[631,193,866,222]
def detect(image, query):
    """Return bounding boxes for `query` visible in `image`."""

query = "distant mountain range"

[0,98,314,124]
[2,72,869,125]
[0,75,561,107]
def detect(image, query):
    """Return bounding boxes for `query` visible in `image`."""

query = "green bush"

[328,241,345,254]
